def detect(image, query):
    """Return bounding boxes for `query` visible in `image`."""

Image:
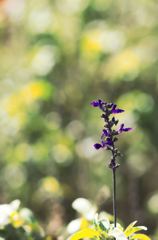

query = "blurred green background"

[0,0,158,238]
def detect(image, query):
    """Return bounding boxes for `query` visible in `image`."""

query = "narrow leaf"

[124,221,137,235]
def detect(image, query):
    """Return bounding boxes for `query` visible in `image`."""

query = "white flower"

[109,227,128,240]
[95,212,110,230]
[72,198,96,220]
[0,200,20,228]
[67,219,81,234]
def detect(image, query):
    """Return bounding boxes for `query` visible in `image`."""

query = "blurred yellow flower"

[4,81,52,124]
[21,81,47,104]
[81,29,105,58]
[41,176,61,194]
[105,49,141,79]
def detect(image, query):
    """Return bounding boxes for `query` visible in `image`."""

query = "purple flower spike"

[91,99,132,168]
[94,143,103,150]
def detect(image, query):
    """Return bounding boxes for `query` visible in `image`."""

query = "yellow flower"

[69,228,100,240]
[20,81,49,104]
[10,211,24,228]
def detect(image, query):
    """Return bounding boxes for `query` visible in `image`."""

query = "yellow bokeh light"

[21,81,47,104]
[81,30,105,58]
[41,176,61,194]
[3,81,51,125]
[105,49,141,79]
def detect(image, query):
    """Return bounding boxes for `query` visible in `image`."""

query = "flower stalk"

[112,167,117,227]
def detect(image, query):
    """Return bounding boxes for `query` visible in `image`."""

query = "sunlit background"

[0,0,158,238]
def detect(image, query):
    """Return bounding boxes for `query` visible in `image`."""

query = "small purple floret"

[119,124,132,133]
[112,109,124,114]
[91,100,100,107]
[111,105,124,114]
[105,138,113,146]
[91,99,106,110]
[94,143,103,149]
[102,129,109,137]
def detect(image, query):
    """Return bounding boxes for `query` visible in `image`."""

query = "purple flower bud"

[94,143,103,149]
[91,99,107,111]
[105,138,113,146]
[106,103,114,108]
[111,117,119,125]
[102,129,109,137]
[91,100,100,107]
[112,130,119,136]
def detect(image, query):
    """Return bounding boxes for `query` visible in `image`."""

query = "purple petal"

[101,140,107,147]
[98,99,105,109]
[112,104,117,110]
[102,129,109,137]
[105,138,113,146]
[122,127,132,132]
[94,143,103,149]
[119,124,132,133]
[111,104,124,114]
[91,99,105,108]
[112,108,125,114]
[119,123,124,130]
